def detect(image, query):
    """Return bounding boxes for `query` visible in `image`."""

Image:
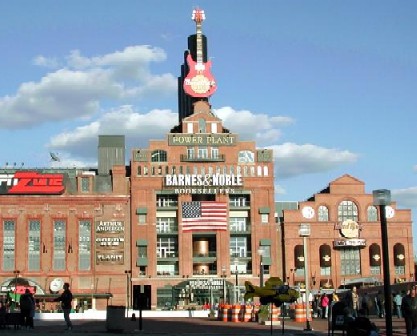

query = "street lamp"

[124,270,132,317]
[373,189,393,336]
[234,258,239,303]
[299,224,312,331]
[258,248,265,287]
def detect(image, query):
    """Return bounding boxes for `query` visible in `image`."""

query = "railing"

[180,154,225,162]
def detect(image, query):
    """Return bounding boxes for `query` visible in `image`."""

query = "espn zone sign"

[0,171,65,195]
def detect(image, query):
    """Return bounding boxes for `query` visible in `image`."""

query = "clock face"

[238,150,255,163]
[385,206,395,219]
[302,206,315,219]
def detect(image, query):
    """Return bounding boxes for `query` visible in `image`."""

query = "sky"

[0,1,416,249]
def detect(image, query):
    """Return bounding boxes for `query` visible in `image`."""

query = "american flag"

[181,201,228,231]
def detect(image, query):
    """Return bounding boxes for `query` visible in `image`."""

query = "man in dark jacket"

[54,282,73,330]
[401,286,417,336]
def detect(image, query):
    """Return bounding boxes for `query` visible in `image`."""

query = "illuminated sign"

[0,171,65,195]
[165,174,243,187]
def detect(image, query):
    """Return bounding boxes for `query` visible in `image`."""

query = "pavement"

[0,315,408,335]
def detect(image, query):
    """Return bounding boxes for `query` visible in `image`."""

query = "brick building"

[280,175,414,292]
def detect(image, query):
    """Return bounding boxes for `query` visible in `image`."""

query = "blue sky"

[1,1,416,248]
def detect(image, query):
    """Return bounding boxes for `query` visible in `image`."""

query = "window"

[156,238,178,258]
[187,122,193,133]
[211,122,218,134]
[28,220,41,271]
[338,200,358,221]
[211,147,219,159]
[229,237,248,258]
[151,150,167,162]
[81,177,90,193]
[156,195,178,207]
[367,206,378,222]
[229,217,247,232]
[319,244,331,276]
[79,220,91,271]
[198,118,206,133]
[318,205,329,221]
[187,147,195,159]
[229,195,249,207]
[198,146,208,159]
[138,214,147,224]
[3,220,15,271]
[53,220,66,271]
[261,213,268,224]
[156,218,177,234]
[340,249,361,276]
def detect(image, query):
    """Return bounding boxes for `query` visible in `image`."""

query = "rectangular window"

[229,217,247,232]
[53,220,66,271]
[211,122,218,134]
[156,237,178,258]
[198,147,208,159]
[187,147,195,159]
[261,213,269,224]
[138,214,147,224]
[156,195,178,207]
[81,177,90,192]
[3,220,15,271]
[320,266,331,276]
[340,249,361,276]
[156,218,177,234]
[28,220,41,271]
[229,237,248,258]
[79,220,91,271]
[211,147,219,159]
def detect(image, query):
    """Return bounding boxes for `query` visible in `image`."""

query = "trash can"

[106,305,126,332]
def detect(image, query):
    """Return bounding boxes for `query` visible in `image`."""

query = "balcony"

[180,154,225,162]
[229,224,251,234]
[156,227,179,234]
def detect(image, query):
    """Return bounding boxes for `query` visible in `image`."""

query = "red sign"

[0,171,65,195]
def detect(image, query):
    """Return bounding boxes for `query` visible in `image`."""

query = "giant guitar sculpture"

[183,8,217,98]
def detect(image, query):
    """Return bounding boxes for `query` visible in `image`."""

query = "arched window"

[338,200,358,222]
[319,244,331,276]
[151,150,167,162]
[369,243,381,275]
[318,205,329,221]
[367,205,378,222]
[394,243,406,278]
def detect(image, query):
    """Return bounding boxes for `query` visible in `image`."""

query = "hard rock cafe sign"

[334,219,366,248]
[183,8,217,98]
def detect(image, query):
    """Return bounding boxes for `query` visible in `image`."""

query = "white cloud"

[0,45,176,129]
[392,187,417,208]
[214,106,294,145]
[269,142,359,179]
[47,106,177,161]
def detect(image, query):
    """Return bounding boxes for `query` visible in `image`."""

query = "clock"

[238,150,255,163]
[302,206,315,219]
[385,206,395,219]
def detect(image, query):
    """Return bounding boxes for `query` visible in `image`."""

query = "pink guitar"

[183,8,217,98]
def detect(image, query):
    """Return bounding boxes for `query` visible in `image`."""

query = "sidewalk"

[0,315,407,335]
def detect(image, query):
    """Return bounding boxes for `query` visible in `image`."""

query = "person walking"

[19,289,35,330]
[401,286,417,336]
[394,292,403,318]
[54,282,73,331]
[320,293,329,319]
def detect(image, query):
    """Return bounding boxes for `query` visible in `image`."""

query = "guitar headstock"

[192,8,205,24]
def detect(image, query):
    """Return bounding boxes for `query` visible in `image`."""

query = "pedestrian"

[19,289,35,330]
[361,292,370,317]
[320,293,329,319]
[376,291,385,318]
[401,286,417,336]
[345,286,360,318]
[53,282,73,331]
[394,292,403,318]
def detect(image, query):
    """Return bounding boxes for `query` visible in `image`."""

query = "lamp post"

[234,258,239,303]
[299,224,312,331]
[373,189,393,336]
[124,270,132,317]
[258,248,265,287]
[13,270,20,306]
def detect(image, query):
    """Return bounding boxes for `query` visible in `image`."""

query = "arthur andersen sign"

[165,174,243,187]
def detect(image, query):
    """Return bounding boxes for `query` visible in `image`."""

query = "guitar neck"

[196,22,203,64]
